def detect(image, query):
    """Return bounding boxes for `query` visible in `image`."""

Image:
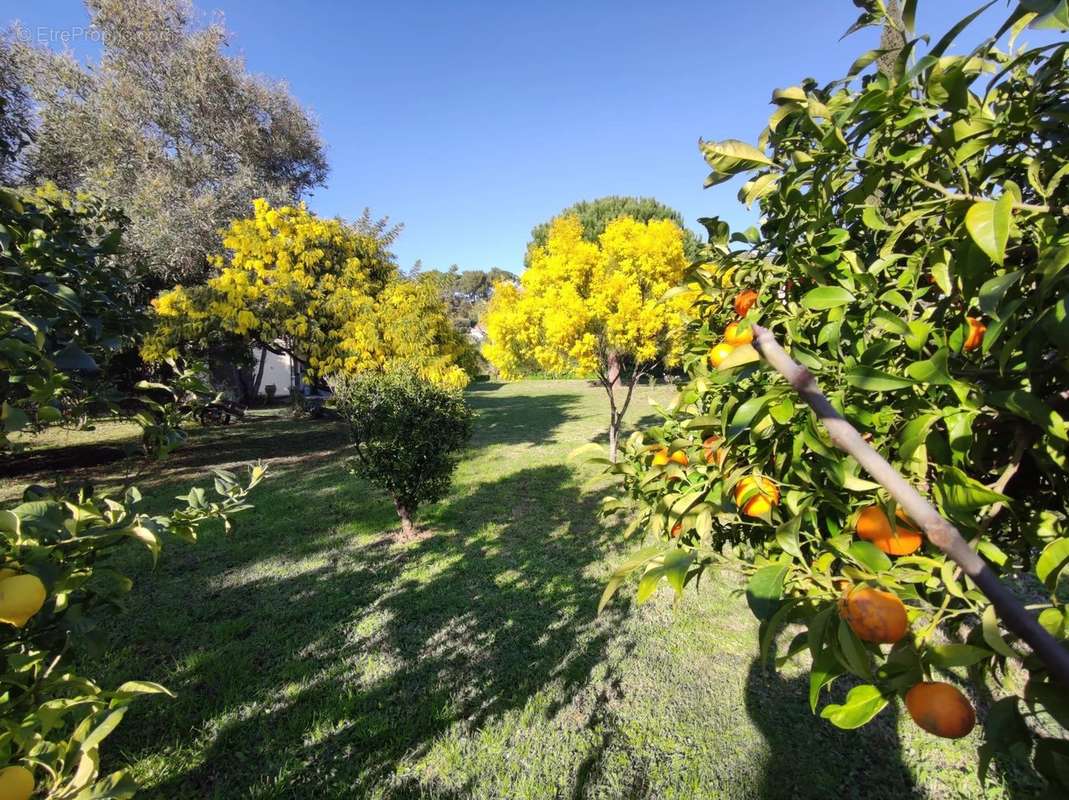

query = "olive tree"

[11,0,327,283]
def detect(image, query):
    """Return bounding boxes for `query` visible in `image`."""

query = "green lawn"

[8,380,1025,798]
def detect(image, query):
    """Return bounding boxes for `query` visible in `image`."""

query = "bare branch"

[751,324,1069,689]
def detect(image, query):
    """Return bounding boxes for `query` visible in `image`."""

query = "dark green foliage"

[528,196,700,264]
[14,0,327,282]
[331,369,473,531]
[421,265,518,333]
[0,40,32,184]
[0,186,147,445]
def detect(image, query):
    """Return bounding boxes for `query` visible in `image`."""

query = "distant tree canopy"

[527,196,700,265]
[0,40,32,185]
[420,266,519,332]
[11,0,327,284]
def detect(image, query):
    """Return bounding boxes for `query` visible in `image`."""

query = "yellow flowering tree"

[484,214,692,459]
[144,199,472,390]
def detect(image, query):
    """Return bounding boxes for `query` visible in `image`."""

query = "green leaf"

[775,513,803,558]
[982,604,1018,658]
[701,139,773,185]
[663,548,696,596]
[935,467,1010,514]
[598,544,665,614]
[809,645,841,712]
[746,564,788,621]
[904,349,951,385]
[820,684,888,729]
[113,681,176,699]
[926,643,992,668]
[899,412,939,462]
[844,367,914,392]
[1036,538,1069,590]
[862,205,892,231]
[979,270,1023,318]
[1,402,29,433]
[800,286,855,310]
[717,343,762,371]
[986,390,1068,443]
[964,194,1013,265]
[849,541,893,573]
[836,623,873,679]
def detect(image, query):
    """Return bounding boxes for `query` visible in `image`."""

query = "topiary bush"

[596,1,1069,792]
[331,369,473,535]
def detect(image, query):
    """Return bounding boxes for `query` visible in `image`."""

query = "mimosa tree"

[483,214,692,459]
[144,199,473,390]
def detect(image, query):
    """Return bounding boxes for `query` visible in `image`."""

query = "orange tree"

[1,187,265,798]
[595,1,1069,790]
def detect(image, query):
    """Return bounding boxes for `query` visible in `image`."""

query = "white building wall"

[255,347,296,397]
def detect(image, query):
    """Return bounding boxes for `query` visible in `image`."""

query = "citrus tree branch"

[750,324,1069,689]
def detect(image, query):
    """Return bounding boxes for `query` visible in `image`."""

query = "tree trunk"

[607,419,620,463]
[604,351,623,463]
[395,499,416,537]
[250,345,268,402]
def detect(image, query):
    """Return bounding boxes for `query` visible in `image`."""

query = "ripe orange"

[0,574,47,628]
[669,450,688,466]
[651,447,670,467]
[702,436,727,467]
[0,765,34,800]
[709,342,736,368]
[724,322,754,346]
[905,682,976,739]
[734,289,759,317]
[670,522,683,538]
[839,586,908,644]
[855,506,922,556]
[734,476,779,516]
[964,316,986,351]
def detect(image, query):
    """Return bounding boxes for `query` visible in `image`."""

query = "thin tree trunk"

[602,352,622,463]
[751,324,1069,689]
[250,345,268,402]
[395,499,416,537]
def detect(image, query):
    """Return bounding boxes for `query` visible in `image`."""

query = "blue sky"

[3,1,1045,272]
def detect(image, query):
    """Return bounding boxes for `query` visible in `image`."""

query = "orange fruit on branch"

[734,289,758,317]
[724,322,754,346]
[0,766,34,800]
[709,342,735,368]
[855,506,923,556]
[905,682,976,739]
[734,476,779,516]
[702,436,727,467]
[963,316,986,352]
[838,585,908,644]
[651,447,670,467]
[670,522,683,538]
[0,574,47,628]
[669,450,688,466]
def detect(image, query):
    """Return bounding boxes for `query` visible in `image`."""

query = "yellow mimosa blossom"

[143,199,471,389]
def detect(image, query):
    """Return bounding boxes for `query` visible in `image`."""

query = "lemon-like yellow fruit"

[733,476,779,516]
[724,322,754,346]
[0,765,35,800]
[709,342,736,368]
[0,574,47,628]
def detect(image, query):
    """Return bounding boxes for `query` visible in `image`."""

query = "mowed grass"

[6,381,1028,798]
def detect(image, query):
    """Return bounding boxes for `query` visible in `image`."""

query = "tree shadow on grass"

[95,459,626,799]
[465,389,580,448]
[745,658,921,800]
